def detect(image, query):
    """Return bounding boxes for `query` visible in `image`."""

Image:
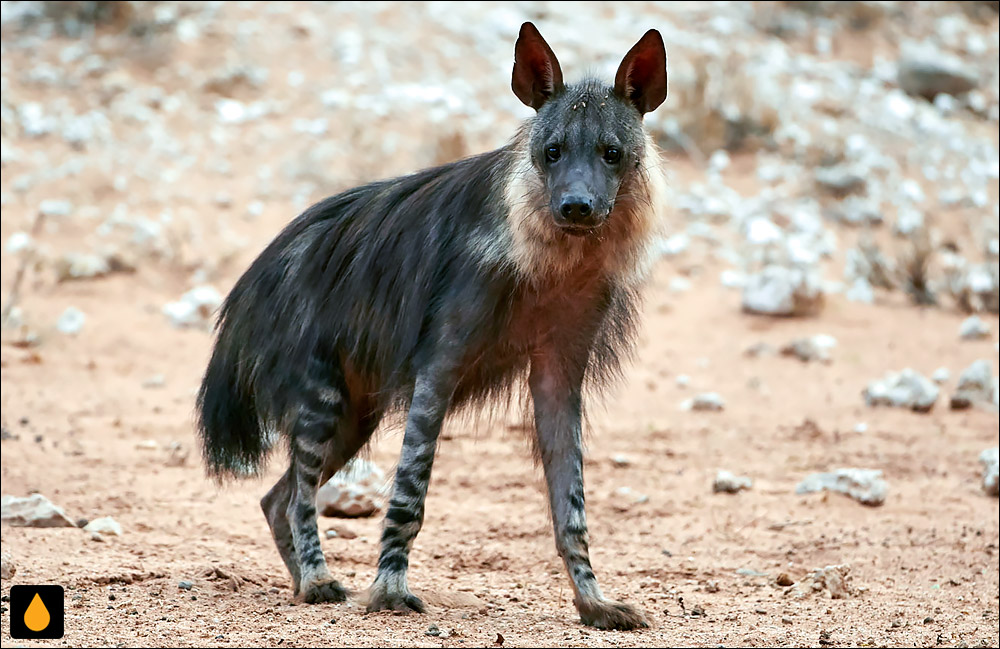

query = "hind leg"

[261,469,301,591]
[270,358,379,602]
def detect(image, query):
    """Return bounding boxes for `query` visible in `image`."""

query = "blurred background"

[0,2,998,647]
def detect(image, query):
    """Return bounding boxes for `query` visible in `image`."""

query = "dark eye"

[545,145,561,163]
[603,147,621,164]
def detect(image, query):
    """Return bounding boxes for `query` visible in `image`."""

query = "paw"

[577,598,649,630]
[299,578,349,604]
[366,583,426,613]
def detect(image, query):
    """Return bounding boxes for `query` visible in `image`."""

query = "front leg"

[367,359,457,613]
[530,352,649,631]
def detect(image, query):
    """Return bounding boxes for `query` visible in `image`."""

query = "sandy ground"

[1,185,998,647]
[2,2,999,647]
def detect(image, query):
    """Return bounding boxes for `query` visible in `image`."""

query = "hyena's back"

[197,146,519,478]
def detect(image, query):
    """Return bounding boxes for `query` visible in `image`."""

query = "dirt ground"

[2,177,998,647]
[2,2,999,648]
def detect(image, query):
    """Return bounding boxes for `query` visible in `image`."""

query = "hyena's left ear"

[512,22,564,110]
[614,29,668,116]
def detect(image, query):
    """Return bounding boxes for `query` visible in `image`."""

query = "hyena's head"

[510,22,667,236]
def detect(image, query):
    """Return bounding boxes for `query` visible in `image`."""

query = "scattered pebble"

[980,447,999,497]
[610,454,632,468]
[949,359,998,410]
[56,306,86,335]
[682,392,725,412]
[178,580,194,590]
[780,334,837,363]
[713,470,753,494]
[742,266,825,317]
[1,493,76,527]
[800,564,853,599]
[931,367,950,384]
[1,550,15,580]
[958,315,990,340]
[863,368,939,412]
[897,43,979,100]
[796,468,888,506]
[83,516,122,536]
[163,286,223,329]
[608,486,649,511]
[316,459,385,518]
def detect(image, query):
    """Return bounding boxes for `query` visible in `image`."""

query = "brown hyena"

[197,22,668,630]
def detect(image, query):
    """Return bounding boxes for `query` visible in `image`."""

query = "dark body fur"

[198,22,666,631]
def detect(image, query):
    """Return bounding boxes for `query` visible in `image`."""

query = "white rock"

[845,277,875,304]
[163,285,223,328]
[742,266,825,317]
[1,494,76,527]
[39,199,72,217]
[683,392,725,412]
[316,459,385,518]
[55,253,110,281]
[675,374,690,389]
[668,276,691,293]
[864,368,939,412]
[611,454,632,468]
[806,564,853,599]
[713,470,752,494]
[84,516,122,536]
[656,232,690,257]
[5,232,34,255]
[795,468,888,506]
[0,550,14,579]
[56,307,86,335]
[609,486,648,511]
[931,367,950,384]
[780,334,837,363]
[980,447,999,497]
[950,359,997,410]
[959,315,990,340]
[720,269,746,289]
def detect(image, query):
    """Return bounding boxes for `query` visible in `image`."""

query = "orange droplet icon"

[24,592,51,632]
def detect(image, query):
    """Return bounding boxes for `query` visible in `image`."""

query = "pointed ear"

[511,22,564,111]
[614,29,668,115]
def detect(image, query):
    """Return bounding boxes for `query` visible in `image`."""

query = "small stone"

[780,334,837,363]
[83,516,122,536]
[705,580,719,593]
[609,486,648,511]
[1,493,76,527]
[897,44,978,100]
[163,286,223,329]
[136,440,158,450]
[958,315,990,340]
[803,564,853,599]
[980,447,999,497]
[713,470,752,494]
[742,266,825,317]
[675,374,690,388]
[744,342,776,358]
[864,369,939,412]
[142,374,166,389]
[683,392,725,412]
[931,367,950,384]
[6,232,35,255]
[610,454,631,467]
[316,459,385,518]
[325,524,357,539]
[1,550,15,579]
[426,624,441,637]
[178,580,193,591]
[165,442,189,467]
[815,165,866,197]
[950,360,997,410]
[39,199,73,217]
[796,468,887,506]
[782,616,793,625]
[776,573,794,587]
[56,307,86,335]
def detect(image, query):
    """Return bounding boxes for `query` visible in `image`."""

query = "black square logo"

[9,585,64,639]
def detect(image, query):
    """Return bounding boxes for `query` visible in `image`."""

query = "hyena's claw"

[299,578,349,604]
[366,586,426,613]
[577,598,649,631]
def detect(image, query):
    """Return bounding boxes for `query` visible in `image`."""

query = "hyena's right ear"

[511,22,564,111]
[614,29,668,116]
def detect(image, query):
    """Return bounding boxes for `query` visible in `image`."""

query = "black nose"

[559,197,593,222]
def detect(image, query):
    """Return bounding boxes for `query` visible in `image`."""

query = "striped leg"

[367,364,454,613]
[262,357,378,603]
[530,353,649,631]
